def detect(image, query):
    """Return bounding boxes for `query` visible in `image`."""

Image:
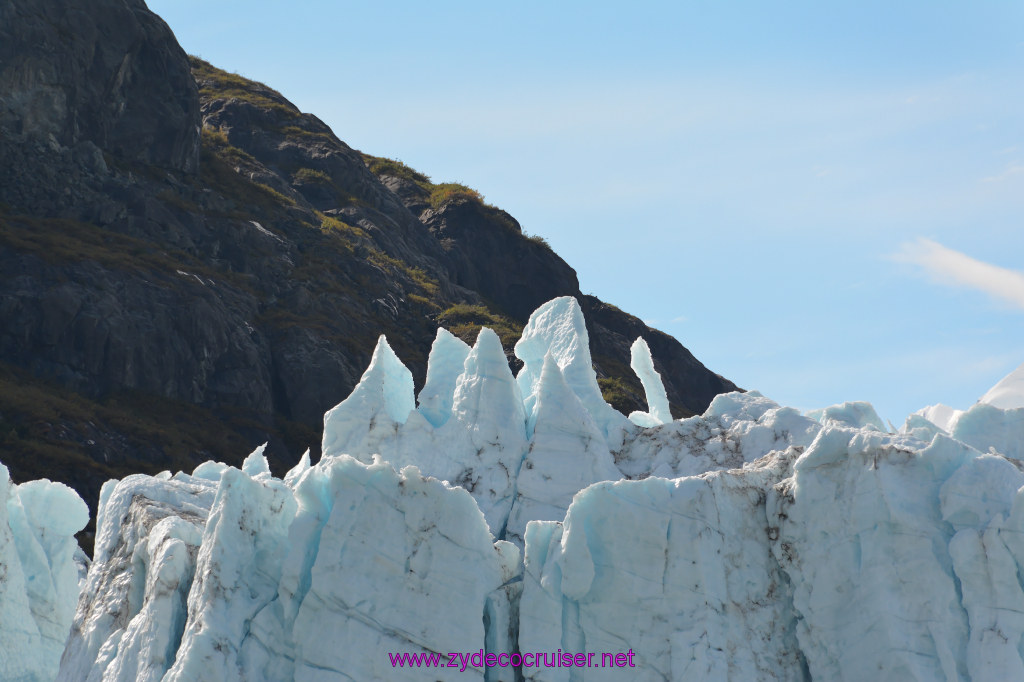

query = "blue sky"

[149,0,1024,425]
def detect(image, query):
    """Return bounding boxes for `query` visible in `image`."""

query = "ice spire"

[506,354,619,545]
[284,449,311,486]
[514,296,627,441]
[321,335,414,457]
[242,442,271,477]
[417,328,471,427]
[627,336,672,426]
[451,327,528,532]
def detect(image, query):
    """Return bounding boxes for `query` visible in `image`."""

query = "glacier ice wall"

[57,449,517,681]
[504,353,621,546]
[57,472,217,682]
[520,451,806,682]
[0,464,88,682]
[4,295,1024,680]
[523,428,1024,681]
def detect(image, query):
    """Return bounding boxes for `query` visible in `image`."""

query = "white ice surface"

[283,456,513,681]
[324,327,531,535]
[514,296,630,445]
[57,473,217,682]
[418,328,471,427]
[914,403,965,433]
[58,455,515,681]
[321,334,415,458]
[806,400,887,432]
[523,425,1024,681]
[504,354,621,546]
[0,464,89,681]
[952,402,1024,460]
[980,362,1024,409]
[614,390,821,481]
[520,453,804,682]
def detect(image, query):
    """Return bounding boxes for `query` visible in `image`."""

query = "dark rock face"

[0,0,740,530]
[421,200,580,320]
[0,0,199,173]
[579,296,738,417]
[1,258,270,412]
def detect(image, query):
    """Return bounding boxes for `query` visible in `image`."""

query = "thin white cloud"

[982,163,1024,183]
[895,238,1024,310]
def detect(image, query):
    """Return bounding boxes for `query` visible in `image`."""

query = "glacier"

[0,463,89,681]
[1,295,1023,680]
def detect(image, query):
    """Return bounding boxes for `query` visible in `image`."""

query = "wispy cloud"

[895,238,1024,310]
[982,163,1024,183]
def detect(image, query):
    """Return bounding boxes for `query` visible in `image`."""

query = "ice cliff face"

[0,464,88,681]
[2,296,1024,680]
[53,452,517,682]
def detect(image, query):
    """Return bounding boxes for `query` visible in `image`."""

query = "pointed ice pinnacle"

[627,336,672,427]
[452,328,528,532]
[506,354,619,546]
[284,449,312,487]
[242,443,271,477]
[453,327,527,438]
[322,334,415,457]
[514,296,627,441]
[417,328,471,427]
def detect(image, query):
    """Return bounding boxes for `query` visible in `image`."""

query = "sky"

[148,0,1024,425]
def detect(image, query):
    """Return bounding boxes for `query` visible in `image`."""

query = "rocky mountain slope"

[0,0,737,543]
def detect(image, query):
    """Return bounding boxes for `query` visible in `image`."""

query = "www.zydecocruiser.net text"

[389,649,637,672]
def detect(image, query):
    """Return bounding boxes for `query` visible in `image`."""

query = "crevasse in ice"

[2,295,1024,681]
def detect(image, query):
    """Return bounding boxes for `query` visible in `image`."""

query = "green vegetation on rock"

[197,129,293,219]
[316,212,365,240]
[279,125,334,143]
[428,183,484,209]
[437,303,524,350]
[190,57,299,119]
[365,156,431,187]
[597,377,639,416]
[293,167,332,185]
[362,155,489,210]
